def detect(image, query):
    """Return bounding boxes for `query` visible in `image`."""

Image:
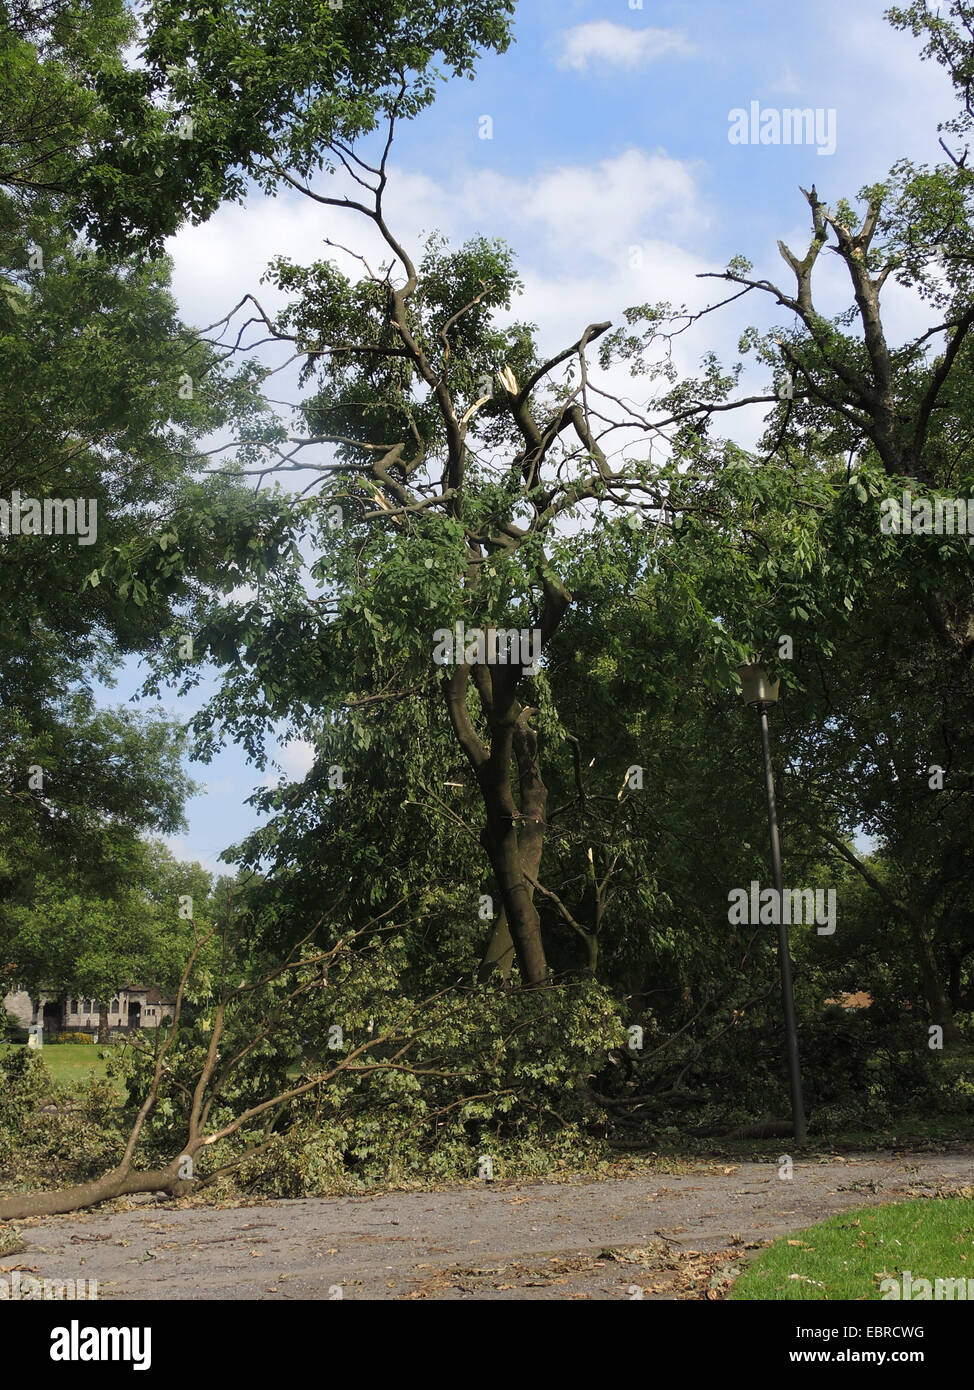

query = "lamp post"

[737,663,807,1146]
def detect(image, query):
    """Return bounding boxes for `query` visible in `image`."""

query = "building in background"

[3,985,176,1035]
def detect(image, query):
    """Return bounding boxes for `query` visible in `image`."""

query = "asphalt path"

[6,1148,972,1300]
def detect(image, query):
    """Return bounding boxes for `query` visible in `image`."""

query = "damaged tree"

[0,897,467,1221]
[158,98,769,988]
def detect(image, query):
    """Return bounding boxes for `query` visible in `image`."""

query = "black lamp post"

[738,663,807,1146]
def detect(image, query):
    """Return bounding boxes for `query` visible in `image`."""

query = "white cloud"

[481,148,705,257]
[279,739,315,781]
[378,146,709,271]
[168,192,327,331]
[261,738,316,790]
[167,146,763,462]
[170,146,711,346]
[160,835,228,877]
[556,22,694,72]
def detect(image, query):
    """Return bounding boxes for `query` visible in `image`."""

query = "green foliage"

[6,0,974,1211]
[0,2,286,955]
[2,838,218,1014]
[58,884,625,1197]
[76,0,515,254]
[0,1047,125,1188]
[0,1048,50,1174]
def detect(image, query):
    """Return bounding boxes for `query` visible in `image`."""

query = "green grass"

[0,1041,111,1087]
[730,1197,974,1300]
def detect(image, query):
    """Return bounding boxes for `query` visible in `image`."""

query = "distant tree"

[4,840,215,1042]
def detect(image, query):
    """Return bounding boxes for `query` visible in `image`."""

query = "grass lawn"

[0,1041,112,1087]
[730,1197,974,1300]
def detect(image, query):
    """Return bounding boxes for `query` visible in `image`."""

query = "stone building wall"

[3,987,175,1033]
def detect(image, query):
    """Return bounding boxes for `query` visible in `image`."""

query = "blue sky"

[107,0,957,873]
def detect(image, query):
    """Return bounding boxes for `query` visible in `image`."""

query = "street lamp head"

[737,662,780,707]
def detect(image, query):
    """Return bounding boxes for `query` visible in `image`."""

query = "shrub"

[0,1048,51,1175]
[0,1048,126,1190]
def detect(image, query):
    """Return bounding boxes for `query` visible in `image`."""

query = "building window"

[111,998,119,1013]
[83,999,93,1014]
[69,999,77,1015]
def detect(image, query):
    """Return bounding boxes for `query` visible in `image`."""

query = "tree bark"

[482,815,548,985]
[906,916,961,1044]
[948,954,962,1012]
[483,705,551,983]
[446,659,551,985]
[478,907,515,982]
[0,1163,189,1222]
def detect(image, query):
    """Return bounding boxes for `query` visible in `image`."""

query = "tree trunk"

[0,1163,188,1222]
[474,680,549,985]
[482,706,551,984]
[582,930,599,974]
[907,916,961,1044]
[97,1002,110,1044]
[948,954,962,1012]
[444,613,567,986]
[484,817,548,985]
[478,907,515,982]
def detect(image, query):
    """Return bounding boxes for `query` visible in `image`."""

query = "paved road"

[6,1150,972,1300]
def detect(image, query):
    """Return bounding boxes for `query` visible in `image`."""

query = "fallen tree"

[0,894,471,1221]
[1,888,628,1220]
